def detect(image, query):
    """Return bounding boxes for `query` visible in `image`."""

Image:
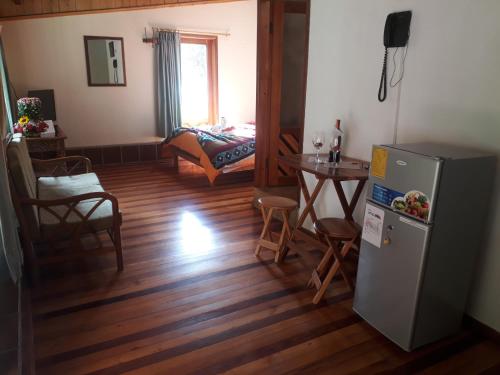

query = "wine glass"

[311,132,325,164]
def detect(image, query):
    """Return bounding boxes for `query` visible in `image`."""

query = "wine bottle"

[332,119,343,163]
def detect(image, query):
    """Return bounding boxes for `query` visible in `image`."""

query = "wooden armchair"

[7,136,123,282]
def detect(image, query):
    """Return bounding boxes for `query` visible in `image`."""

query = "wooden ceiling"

[0,0,238,20]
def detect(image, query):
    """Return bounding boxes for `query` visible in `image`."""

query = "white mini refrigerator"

[353,143,496,351]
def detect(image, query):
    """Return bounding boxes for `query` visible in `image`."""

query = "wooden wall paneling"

[149,0,168,5]
[135,0,153,6]
[254,0,272,187]
[113,0,138,8]
[21,0,43,15]
[41,0,59,13]
[58,0,76,13]
[76,0,114,11]
[0,0,22,17]
[0,0,241,18]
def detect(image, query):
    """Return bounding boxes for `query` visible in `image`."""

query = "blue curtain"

[0,54,22,283]
[0,137,22,283]
[155,31,182,138]
[0,39,14,132]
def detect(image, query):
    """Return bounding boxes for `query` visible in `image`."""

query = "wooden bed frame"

[165,144,255,185]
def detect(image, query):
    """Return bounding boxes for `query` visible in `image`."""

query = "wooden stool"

[309,218,361,304]
[255,196,297,262]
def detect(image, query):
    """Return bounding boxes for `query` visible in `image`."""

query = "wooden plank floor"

[30,162,500,374]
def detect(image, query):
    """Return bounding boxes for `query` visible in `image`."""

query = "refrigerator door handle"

[383,225,395,245]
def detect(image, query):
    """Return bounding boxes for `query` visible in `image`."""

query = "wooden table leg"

[348,180,366,217]
[333,181,352,220]
[277,172,326,262]
[296,171,323,227]
[333,179,366,221]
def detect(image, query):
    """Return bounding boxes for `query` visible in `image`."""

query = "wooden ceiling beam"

[1,0,243,20]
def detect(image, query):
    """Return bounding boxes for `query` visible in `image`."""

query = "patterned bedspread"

[168,127,256,169]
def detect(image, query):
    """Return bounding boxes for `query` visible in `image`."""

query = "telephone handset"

[378,11,412,102]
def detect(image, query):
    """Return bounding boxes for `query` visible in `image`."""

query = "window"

[180,35,218,126]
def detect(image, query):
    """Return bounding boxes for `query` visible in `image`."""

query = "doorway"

[254,0,310,191]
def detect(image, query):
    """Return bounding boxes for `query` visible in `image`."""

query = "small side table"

[26,125,66,158]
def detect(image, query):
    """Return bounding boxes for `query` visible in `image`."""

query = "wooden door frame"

[254,0,272,187]
[254,0,310,188]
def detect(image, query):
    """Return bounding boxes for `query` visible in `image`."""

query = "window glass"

[181,42,209,126]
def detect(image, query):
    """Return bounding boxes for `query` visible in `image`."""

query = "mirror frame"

[84,35,127,87]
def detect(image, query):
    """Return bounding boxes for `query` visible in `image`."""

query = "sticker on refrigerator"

[371,147,388,179]
[372,184,404,206]
[362,203,385,248]
[391,190,430,221]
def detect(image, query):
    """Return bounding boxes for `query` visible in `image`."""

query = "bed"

[161,124,255,184]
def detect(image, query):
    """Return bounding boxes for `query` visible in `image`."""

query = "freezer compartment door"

[353,203,431,351]
[368,145,442,223]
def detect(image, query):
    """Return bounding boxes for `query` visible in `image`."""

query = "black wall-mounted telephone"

[378,11,412,102]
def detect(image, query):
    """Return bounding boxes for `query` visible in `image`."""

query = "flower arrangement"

[13,97,48,137]
[17,97,42,120]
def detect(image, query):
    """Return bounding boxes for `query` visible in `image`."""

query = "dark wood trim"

[66,141,170,166]
[180,34,219,125]
[284,1,307,13]
[83,35,127,87]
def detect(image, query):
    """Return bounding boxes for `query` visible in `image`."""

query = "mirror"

[84,36,126,86]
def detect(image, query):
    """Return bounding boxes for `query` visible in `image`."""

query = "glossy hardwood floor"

[31,162,500,374]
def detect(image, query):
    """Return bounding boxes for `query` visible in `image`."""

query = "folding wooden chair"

[255,196,297,263]
[309,218,361,304]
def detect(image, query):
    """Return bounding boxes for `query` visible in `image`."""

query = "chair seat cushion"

[37,173,113,236]
[38,173,100,190]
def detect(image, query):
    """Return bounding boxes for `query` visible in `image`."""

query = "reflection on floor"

[30,162,500,374]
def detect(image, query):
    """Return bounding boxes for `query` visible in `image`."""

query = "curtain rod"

[142,27,230,44]
[153,27,230,37]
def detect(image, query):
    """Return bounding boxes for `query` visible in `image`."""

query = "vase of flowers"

[13,97,48,137]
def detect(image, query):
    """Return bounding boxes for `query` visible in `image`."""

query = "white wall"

[304,0,500,331]
[1,0,257,147]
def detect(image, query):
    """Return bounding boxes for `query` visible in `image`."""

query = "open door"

[255,0,310,188]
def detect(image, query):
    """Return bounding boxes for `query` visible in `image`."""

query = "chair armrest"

[20,191,121,225]
[32,156,92,177]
